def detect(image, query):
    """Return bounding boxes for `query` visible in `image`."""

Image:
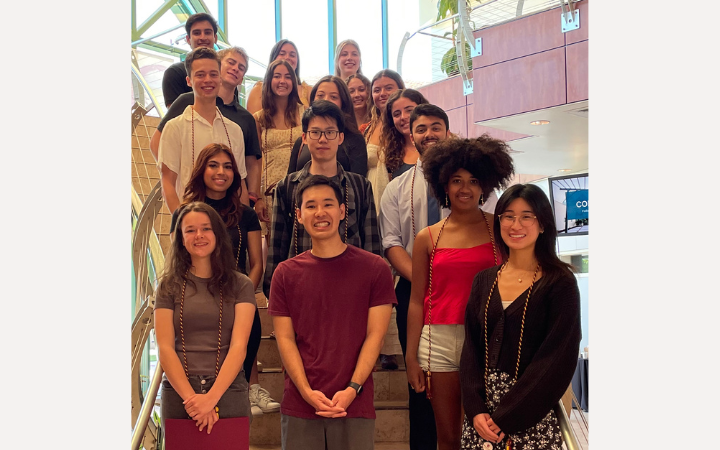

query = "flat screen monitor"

[548,173,588,236]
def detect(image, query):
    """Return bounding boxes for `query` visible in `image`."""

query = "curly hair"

[422,135,515,208]
[309,75,359,134]
[380,89,429,175]
[346,73,372,125]
[180,143,244,228]
[156,202,240,304]
[363,70,405,142]
[259,59,303,130]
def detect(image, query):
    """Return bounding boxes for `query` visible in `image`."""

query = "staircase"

[251,293,411,448]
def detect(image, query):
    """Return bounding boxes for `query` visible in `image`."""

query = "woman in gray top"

[155,202,257,435]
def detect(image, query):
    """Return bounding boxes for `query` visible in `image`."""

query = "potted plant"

[436,0,474,77]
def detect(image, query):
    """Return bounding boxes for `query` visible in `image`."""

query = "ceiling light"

[530,120,550,125]
[558,169,571,172]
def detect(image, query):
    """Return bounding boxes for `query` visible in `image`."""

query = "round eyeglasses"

[498,213,537,227]
[307,130,339,140]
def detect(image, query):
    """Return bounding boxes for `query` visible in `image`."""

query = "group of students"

[150,12,581,450]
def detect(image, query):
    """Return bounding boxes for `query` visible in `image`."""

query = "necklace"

[424,210,497,399]
[179,270,224,378]
[262,120,295,201]
[191,106,232,164]
[235,224,242,270]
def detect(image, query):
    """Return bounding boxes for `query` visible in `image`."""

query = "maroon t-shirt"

[268,245,396,419]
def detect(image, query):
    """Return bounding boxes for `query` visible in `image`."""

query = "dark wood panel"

[566,40,588,103]
[565,0,589,45]
[472,7,564,68]
[416,75,467,111]
[472,47,567,122]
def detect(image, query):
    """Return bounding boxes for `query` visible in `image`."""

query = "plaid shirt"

[263,162,382,298]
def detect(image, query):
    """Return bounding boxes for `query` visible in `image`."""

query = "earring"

[480,193,485,205]
[445,193,449,207]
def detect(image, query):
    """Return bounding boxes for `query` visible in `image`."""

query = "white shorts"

[417,324,465,373]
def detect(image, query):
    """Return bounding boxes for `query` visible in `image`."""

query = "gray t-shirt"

[155,271,256,376]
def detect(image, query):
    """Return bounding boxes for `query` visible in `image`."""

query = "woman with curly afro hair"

[405,136,515,450]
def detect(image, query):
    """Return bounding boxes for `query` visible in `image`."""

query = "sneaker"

[249,384,281,413]
[380,354,399,370]
[251,404,263,416]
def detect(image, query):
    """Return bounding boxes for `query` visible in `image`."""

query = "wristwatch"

[347,382,363,395]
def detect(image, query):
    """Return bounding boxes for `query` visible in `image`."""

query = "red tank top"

[423,229,500,325]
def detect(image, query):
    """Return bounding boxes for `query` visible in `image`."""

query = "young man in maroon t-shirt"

[269,175,396,450]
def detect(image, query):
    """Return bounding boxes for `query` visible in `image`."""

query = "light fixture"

[558,169,571,172]
[530,120,550,125]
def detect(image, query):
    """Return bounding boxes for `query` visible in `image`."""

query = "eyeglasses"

[498,213,537,227]
[307,130,339,140]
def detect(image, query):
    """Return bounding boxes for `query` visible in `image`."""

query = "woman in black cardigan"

[460,184,581,450]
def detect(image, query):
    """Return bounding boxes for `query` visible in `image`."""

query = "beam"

[134,0,178,41]
[381,0,389,68]
[218,0,228,38]
[275,0,283,41]
[327,0,337,74]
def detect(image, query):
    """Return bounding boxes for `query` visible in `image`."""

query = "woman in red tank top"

[405,136,515,450]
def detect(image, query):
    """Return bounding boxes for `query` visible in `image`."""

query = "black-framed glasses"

[498,213,537,227]
[307,130,339,140]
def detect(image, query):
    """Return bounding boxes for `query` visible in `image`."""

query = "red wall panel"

[566,40,588,103]
[565,0,589,45]
[472,47,567,122]
[416,75,467,111]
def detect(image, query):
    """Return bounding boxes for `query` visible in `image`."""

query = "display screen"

[548,173,588,235]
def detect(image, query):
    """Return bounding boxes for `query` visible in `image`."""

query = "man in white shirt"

[158,47,248,213]
[378,103,451,450]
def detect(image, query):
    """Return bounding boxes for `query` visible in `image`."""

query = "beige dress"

[366,143,389,214]
[254,107,304,235]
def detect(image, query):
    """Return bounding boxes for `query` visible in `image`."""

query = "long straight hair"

[346,73,372,125]
[260,59,303,129]
[310,75,359,134]
[157,202,239,303]
[493,184,575,287]
[181,143,244,227]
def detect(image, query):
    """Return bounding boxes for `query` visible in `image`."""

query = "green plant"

[436,0,474,77]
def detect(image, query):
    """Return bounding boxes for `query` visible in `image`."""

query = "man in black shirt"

[161,12,218,108]
[152,47,262,204]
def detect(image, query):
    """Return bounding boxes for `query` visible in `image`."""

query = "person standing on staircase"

[161,12,218,108]
[378,103,450,450]
[269,175,396,450]
[157,47,248,214]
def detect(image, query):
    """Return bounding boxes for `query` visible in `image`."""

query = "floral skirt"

[461,370,562,450]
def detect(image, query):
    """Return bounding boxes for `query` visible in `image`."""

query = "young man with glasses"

[263,101,382,300]
[269,174,396,450]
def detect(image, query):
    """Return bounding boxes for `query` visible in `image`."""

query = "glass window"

[282,0,330,85]
[336,0,383,79]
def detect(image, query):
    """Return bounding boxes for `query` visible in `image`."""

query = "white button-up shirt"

[158,105,247,201]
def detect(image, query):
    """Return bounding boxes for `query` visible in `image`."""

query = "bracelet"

[214,406,219,414]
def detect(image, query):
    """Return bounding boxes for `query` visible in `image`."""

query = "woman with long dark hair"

[155,202,256,436]
[406,137,515,450]
[380,89,429,179]
[246,39,311,114]
[286,75,368,176]
[459,184,581,449]
[364,69,405,211]
[252,59,306,230]
[346,73,372,132]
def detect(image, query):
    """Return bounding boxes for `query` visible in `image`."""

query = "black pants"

[242,308,261,383]
[395,276,438,450]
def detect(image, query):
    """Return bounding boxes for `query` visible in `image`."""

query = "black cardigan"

[460,265,581,434]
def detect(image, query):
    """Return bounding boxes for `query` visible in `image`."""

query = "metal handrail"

[131,363,164,450]
[554,399,583,450]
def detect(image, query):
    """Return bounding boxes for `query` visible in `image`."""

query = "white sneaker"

[251,404,263,416]
[249,384,281,413]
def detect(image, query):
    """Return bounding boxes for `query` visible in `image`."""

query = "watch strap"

[348,382,362,395]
